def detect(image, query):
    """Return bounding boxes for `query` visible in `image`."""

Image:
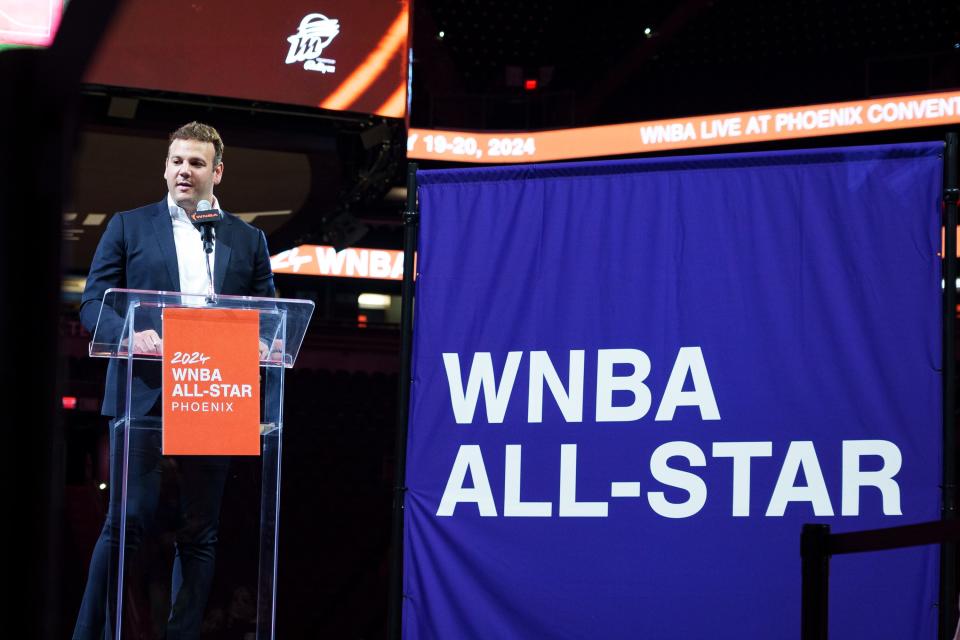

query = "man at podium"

[73,121,276,639]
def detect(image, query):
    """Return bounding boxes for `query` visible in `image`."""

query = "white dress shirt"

[167,193,219,295]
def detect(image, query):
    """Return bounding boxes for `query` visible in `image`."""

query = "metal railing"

[801,519,960,640]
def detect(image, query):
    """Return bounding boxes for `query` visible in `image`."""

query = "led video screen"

[84,0,409,118]
[0,0,63,47]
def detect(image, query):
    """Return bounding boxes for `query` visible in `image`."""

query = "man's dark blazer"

[80,199,276,417]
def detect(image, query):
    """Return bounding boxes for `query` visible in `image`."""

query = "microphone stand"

[191,201,221,305]
[202,226,216,304]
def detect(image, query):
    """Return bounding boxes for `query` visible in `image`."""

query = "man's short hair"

[169,121,224,166]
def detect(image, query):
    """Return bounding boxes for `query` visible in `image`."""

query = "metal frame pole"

[387,162,419,640]
[940,132,958,640]
[801,524,831,640]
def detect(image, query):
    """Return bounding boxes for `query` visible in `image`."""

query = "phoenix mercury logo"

[285,13,340,73]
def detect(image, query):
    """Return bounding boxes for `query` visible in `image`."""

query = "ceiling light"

[358,293,392,309]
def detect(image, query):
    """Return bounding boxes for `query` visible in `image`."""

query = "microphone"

[189,199,221,299]
[189,199,222,254]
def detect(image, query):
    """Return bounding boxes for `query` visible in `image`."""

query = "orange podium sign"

[162,308,260,455]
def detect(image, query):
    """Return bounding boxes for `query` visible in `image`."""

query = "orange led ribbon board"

[408,91,960,164]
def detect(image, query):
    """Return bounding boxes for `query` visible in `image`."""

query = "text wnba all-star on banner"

[162,308,260,455]
[403,143,943,639]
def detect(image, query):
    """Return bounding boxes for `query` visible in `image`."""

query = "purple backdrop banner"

[404,143,943,639]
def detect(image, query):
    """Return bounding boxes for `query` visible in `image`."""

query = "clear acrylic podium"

[88,288,314,639]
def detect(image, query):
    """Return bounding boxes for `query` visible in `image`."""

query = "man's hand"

[132,329,162,355]
[258,339,284,362]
